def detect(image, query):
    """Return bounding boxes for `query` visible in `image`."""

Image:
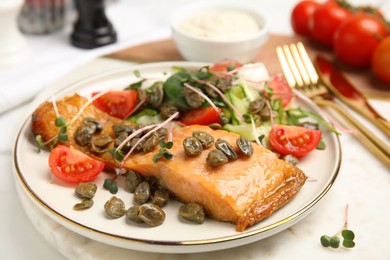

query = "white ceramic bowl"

[171,1,269,63]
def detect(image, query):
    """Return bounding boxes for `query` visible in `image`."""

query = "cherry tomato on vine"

[333,13,388,68]
[92,90,138,119]
[291,0,320,36]
[309,1,351,47]
[269,124,322,157]
[372,37,390,84]
[49,145,105,183]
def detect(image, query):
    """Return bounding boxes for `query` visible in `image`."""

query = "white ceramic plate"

[13,62,341,254]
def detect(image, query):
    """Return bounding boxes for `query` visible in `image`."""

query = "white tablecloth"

[1,0,390,259]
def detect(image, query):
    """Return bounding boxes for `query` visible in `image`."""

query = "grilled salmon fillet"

[31,94,307,231]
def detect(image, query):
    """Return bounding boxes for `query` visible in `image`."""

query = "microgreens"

[103,177,118,194]
[286,108,340,134]
[320,204,355,249]
[200,80,245,122]
[35,116,68,152]
[152,140,173,163]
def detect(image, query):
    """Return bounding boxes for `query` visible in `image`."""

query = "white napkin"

[0,2,171,114]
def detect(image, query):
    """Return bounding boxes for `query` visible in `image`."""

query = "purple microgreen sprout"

[320,204,355,249]
[196,80,245,122]
[183,83,220,113]
[123,98,145,119]
[115,112,179,168]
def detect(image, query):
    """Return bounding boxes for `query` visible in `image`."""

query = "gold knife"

[315,55,390,139]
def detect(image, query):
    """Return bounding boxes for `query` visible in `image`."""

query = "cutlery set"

[276,42,390,168]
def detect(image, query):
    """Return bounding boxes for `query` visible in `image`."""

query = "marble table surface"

[1,0,390,259]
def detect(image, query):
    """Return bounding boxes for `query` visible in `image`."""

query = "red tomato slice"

[92,90,137,119]
[269,124,322,157]
[266,75,293,107]
[49,145,105,183]
[181,107,222,125]
[210,60,243,72]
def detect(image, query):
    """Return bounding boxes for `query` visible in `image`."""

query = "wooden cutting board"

[105,34,390,100]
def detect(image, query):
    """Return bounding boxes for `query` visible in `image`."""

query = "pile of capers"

[182,131,254,168]
[75,117,114,154]
[102,170,169,226]
[73,182,97,210]
[112,123,168,154]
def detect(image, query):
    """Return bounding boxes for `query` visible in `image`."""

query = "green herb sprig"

[35,116,68,152]
[103,176,118,194]
[320,204,355,249]
[153,140,173,162]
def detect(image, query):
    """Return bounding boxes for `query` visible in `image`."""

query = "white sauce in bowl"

[179,10,260,40]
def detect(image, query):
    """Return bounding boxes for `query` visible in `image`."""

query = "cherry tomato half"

[372,37,390,84]
[210,60,243,72]
[291,0,320,36]
[266,75,293,107]
[334,13,388,69]
[309,1,351,47]
[269,124,322,157]
[48,145,105,183]
[92,90,137,119]
[181,107,222,125]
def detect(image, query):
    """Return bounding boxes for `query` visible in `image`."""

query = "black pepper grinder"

[71,0,117,49]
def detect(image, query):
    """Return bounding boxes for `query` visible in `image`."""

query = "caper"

[211,76,232,93]
[236,136,253,157]
[192,131,214,148]
[90,135,113,154]
[125,170,143,193]
[130,137,144,152]
[134,181,151,205]
[204,85,219,98]
[75,182,97,199]
[183,87,204,109]
[259,106,272,121]
[208,123,222,130]
[75,123,96,146]
[138,203,166,227]
[112,123,134,137]
[156,128,168,140]
[183,137,203,156]
[142,132,159,153]
[82,117,103,132]
[145,176,161,193]
[248,98,266,114]
[179,203,205,224]
[115,132,131,153]
[150,188,169,207]
[283,154,299,165]
[215,138,237,161]
[160,105,179,120]
[206,149,229,167]
[73,198,94,210]
[126,205,143,223]
[146,82,164,108]
[104,196,126,218]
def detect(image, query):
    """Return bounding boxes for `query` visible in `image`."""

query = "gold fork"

[276,42,390,168]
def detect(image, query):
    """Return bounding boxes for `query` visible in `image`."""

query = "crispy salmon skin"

[31,94,307,231]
